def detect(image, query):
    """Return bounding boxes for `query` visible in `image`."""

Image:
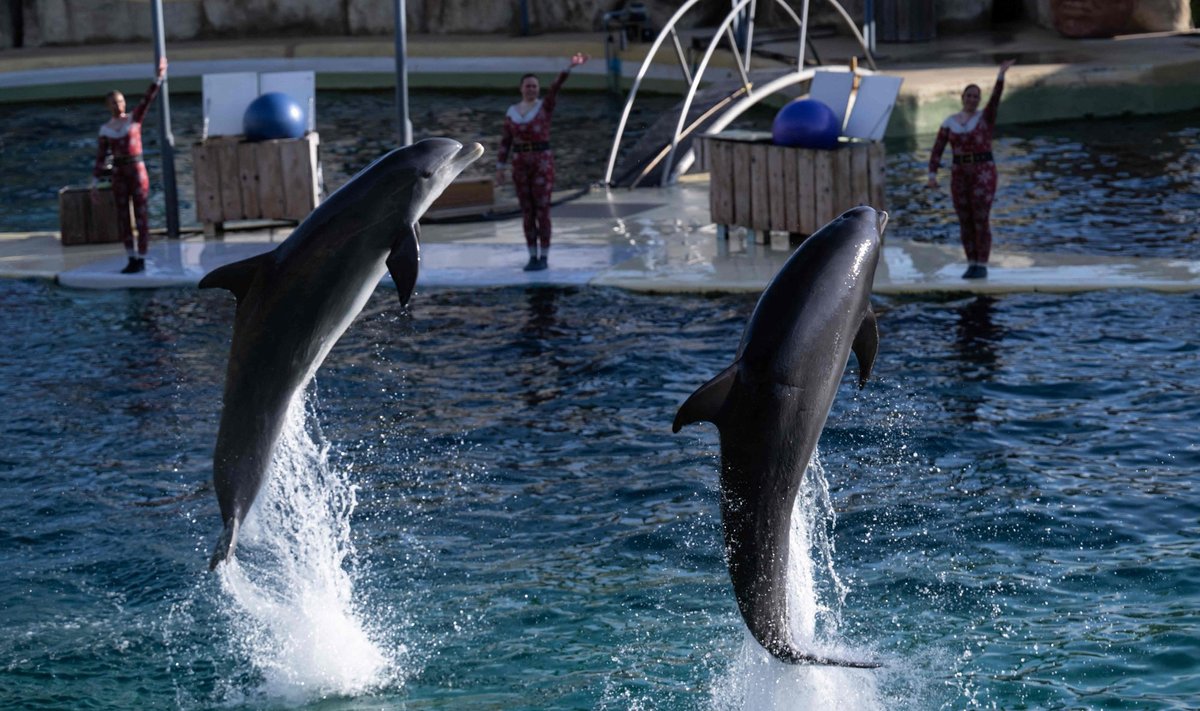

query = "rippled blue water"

[1,281,1197,708]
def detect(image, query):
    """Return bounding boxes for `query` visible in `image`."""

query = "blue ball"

[771,98,840,150]
[243,92,306,142]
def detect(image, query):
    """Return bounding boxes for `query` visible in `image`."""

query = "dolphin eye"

[420,170,433,180]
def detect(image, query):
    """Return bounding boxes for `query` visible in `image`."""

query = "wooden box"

[430,178,494,211]
[700,132,886,237]
[192,132,320,233]
[58,186,125,246]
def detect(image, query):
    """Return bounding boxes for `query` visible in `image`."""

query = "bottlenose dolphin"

[201,138,484,570]
[673,206,886,668]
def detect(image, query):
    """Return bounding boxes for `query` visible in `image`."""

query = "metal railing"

[603,0,877,188]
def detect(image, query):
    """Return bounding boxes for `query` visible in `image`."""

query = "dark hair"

[520,73,539,85]
[962,83,981,97]
[105,90,123,102]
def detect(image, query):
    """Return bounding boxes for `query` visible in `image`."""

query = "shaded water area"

[1,90,1197,258]
[1,281,1197,708]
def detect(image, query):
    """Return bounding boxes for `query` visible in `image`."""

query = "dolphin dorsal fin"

[852,306,879,388]
[198,253,269,303]
[672,361,738,433]
[387,223,421,307]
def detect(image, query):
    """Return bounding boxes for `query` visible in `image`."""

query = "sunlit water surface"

[1,282,1197,709]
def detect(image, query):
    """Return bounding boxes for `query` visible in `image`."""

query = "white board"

[202,72,259,138]
[259,71,316,132]
[808,70,854,131]
[844,74,904,141]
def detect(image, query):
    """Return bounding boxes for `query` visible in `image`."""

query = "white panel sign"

[202,72,259,138]
[808,70,854,131]
[844,75,904,141]
[259,71,317,132]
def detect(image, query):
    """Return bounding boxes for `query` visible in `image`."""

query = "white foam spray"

[712,451,882,710]
[215,394,400,703]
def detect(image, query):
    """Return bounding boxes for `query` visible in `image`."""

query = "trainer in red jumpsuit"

[92,58,166,274]
[495,53,589,272]
[928,59,1015,280]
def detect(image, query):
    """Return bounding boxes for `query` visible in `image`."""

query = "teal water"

[1,282,1197,708]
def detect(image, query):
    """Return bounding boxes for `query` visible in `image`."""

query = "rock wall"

[0,0,1191,48]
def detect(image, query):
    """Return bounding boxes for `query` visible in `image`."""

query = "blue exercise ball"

[771,98,840,150]
[243,92,306,142]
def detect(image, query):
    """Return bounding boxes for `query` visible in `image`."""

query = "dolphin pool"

[1,280,1197,709]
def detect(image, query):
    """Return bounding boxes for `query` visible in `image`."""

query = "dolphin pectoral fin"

[207,517,240,571]
[198,254,269,303]
[672,362,738,433]
[852,307,879,388]
[387,223,421,307]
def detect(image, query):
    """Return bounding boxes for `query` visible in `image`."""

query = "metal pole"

[519,0,530,36]
[864,0,876,54]
[150,0,179,239]
[394,0,412,146]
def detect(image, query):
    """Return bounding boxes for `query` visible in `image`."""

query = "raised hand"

[998,58,1015,78]
[569,53,589,68]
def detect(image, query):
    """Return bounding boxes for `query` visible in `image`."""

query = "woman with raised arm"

[927,59,1016,280]
[92,57,167,274]
[495,52,589,272]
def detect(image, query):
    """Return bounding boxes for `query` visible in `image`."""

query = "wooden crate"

[58,186,125,246]
[701,132,887,237]
[430,178,494,211]
[193,132,320,233]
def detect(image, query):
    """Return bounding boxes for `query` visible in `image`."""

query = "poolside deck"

[4,181,1197,294]
[1,25,1197,295]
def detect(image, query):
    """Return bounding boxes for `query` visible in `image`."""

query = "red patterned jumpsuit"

[928,77,1005,266]
[94,78,162,259]
[497,70,570,259]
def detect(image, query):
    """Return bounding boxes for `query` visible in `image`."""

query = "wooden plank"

[781,149,797,232]
[58,187,88,246]
[237,141,261,220]
[750,142,771,232]
[796,148,815,235]
[280,135,319,220]
[732,140,753,229]
[192,142,223,225]
[869,141,887,211]
[214,139,243,221]
[694,135,708,173]
[850,143,870,209]
[831,146,852,218]
[813,149,835,228]
[257,139,287,220]
[767,144,787,232]
[712,140,734,225]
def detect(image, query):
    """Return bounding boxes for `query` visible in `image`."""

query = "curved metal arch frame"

[604,0,876,188]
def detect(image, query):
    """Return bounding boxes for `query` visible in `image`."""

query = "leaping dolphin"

[673,206,886,668]
[201,138,483,570]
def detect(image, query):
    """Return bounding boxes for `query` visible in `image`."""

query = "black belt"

[113,154,144,166]
[512,141,550,153]
[953,152,993,165]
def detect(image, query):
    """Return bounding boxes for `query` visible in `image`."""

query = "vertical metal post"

[150,0,179,238]
[394,0,412,145]
[519,0,530,36]
[864,0,876,54]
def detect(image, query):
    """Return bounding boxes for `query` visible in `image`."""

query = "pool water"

[2,91,1197,259]
[1,282,1197,709]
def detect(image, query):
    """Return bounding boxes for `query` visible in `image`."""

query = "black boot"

[522,254,539,271]
[120,257,144,274]
[533,255,548,271]
[962,264,987,279]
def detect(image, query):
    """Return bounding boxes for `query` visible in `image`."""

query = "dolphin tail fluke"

[207,517,240,571]
[387,223,421,307]
[852,307,879,388]
[673,362,738,433]
[763,637,881,668]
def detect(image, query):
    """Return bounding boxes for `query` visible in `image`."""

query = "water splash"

[214,394,401,703]
[713,451,881,710]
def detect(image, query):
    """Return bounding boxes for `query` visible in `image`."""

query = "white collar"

[100,116,132,139]
[507,100,543,124]
[942,112,982,134]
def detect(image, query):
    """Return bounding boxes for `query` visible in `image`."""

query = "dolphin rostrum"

[200,138,483,570]
[673,206,886,668]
